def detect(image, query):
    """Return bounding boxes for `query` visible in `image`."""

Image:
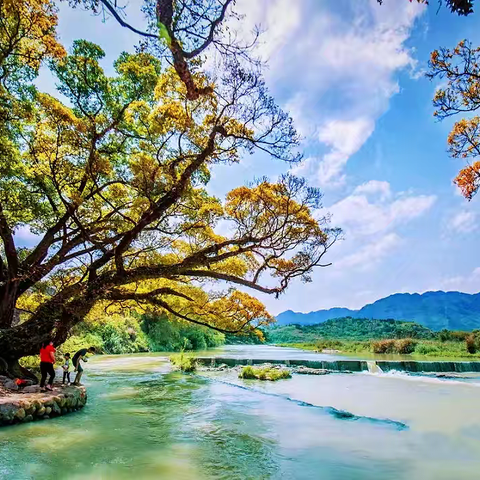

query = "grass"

[239,365,291,381]
[280,339,480,359]
[170,352,197,372]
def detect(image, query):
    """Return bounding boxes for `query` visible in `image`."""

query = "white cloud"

[316,118,375,186]
[335,233,402,270]
[236,0,425,187]
[329,181,436,236]
[439,267,480,293]
[354,180,391,200]
[448,210,477,234]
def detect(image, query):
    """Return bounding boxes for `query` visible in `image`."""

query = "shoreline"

[0,384,87,427]
[272,342,480,362]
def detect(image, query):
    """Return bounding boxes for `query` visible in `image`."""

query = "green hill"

[267,317,435,344]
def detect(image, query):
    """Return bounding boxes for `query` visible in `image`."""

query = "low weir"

[196,357,480,373]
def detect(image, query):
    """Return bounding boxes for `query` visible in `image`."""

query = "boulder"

[23,386,41,394]
[24,404,35,416]
[44,407,52,415]
[15,408,26,421]
[0,404,17,422]
[36,406,46,416]
[4,380,18,391]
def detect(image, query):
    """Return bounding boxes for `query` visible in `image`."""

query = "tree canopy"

[378,0,474,16]
[0,0,339,373]
[428,40,480,200]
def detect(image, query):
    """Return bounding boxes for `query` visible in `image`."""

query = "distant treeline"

[266,317,435,343]
[266,317,480,357]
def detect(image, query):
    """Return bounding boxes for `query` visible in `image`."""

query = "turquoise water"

[1,347,480,479]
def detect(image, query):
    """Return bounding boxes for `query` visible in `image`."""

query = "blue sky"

[28,0,480,315]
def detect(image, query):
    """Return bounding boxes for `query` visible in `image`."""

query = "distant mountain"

[275,291,480,331]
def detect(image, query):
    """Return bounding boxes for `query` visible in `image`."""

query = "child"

[62,353,71,385]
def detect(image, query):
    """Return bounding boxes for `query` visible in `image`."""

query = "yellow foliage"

[0,0,65,71]
[455,161,480,200]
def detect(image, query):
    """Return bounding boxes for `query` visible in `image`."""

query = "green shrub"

[315,339,344,351]
[238,366,291,381]
[19,355,41,374]
[415,343,440,355]
[141,314,224,352]
[394,338,417,354]
[372,339,396,353]
[466,334,477,354]
[170,352,197,372]
[371,338,417,354]
[62,333,104,355]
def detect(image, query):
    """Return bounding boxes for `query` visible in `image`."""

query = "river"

[1,345,480,479]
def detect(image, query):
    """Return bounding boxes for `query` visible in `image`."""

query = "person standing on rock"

[72,347,96,386]
[39,340,56,392]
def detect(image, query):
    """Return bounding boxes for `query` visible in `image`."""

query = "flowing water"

[1,346,480,479]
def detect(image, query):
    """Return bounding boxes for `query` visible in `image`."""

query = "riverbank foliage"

[19,311,225,373]
[170,352,197,372]
[68,311,225,355]
[239,366,291,381]
[271,318,480,358]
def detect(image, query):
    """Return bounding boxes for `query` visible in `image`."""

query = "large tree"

[0,0,339,378]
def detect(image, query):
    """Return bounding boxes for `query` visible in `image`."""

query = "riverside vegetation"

[267,317,480,358]
[19,310,225,374]
[239,366,291,381]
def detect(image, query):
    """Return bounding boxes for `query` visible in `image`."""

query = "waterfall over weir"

[367,361,383,374]
[197,357,480,373]
[376,361,480,373]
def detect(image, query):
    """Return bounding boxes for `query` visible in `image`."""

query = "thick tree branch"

[87,125,226,280]
[0,203,18,277]
[98,0,158,39]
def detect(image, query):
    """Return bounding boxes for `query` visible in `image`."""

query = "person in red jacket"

[39,340,56,392]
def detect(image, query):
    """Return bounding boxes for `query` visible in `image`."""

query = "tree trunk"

[0,292,96,379]
[0,356,39,383]
[0,280,19,328]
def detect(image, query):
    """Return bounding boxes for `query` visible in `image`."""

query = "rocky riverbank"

[0,383,87,427]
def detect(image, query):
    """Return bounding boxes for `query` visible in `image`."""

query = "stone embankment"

[0,383,87,427]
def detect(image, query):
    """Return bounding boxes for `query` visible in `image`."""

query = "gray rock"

[4,380,18,391]
[15,408,26,421]
[23,385,41,394]
[0,404,16,421]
